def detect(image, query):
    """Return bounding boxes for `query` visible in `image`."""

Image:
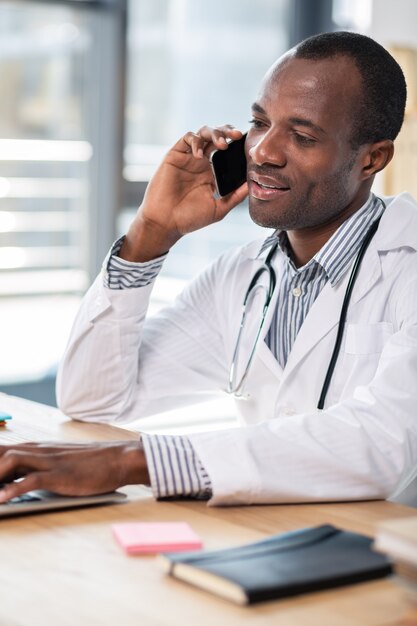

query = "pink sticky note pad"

[112,522,203,555]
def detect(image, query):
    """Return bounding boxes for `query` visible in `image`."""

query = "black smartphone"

[209,133,247,197]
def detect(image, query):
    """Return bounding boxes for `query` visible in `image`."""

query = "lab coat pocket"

[344,322,394,355]
[327,322,395,406]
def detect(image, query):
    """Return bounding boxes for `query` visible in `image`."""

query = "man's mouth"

[248,173,291,199]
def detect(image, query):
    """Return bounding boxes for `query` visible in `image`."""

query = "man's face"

[246,54,368,231]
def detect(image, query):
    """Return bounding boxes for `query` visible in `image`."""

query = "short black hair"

[294,31,407,148]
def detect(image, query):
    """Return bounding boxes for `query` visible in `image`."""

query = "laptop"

[0,484,127,518]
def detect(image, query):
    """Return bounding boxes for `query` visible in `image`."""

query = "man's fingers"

[0,442,114,455]
[0,443,63,460]
[198,124,242,143]
[173,131,208,159]
[216,182,249,217]
[0,442,67,454]
[0,472,47,502]
[173,126,243,159]
[0,449,52,480]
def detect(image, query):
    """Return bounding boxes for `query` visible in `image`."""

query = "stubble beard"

[248,157,357,232]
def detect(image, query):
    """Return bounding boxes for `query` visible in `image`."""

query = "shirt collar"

[315,194,384,285]
[257,194,384,286]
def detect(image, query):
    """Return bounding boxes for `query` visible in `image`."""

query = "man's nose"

[248,130,286,167]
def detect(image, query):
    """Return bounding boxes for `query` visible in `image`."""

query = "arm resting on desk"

[56,251,417,506]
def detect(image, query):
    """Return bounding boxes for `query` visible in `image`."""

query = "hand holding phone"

[210,134,247,197]
[119,126,248,263]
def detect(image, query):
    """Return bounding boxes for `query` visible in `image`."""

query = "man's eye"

[294,133,316,145]
[248,119,266,129]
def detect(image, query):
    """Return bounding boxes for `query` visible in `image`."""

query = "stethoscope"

[227,199,385,408]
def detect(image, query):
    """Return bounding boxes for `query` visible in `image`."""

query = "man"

[1,31,416,507]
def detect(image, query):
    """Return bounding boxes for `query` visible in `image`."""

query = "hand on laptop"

[0,441,150,502]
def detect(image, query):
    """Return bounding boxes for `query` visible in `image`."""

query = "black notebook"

[159,524,392,605]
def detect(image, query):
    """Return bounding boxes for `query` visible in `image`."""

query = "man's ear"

[361,140,394,180]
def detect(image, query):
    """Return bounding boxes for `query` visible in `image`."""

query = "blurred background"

[0,0,416,419]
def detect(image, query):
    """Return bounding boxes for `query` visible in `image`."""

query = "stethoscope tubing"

[316,214,382,409]
[227,243,278,396]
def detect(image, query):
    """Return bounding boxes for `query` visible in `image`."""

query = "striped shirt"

[103,238,167,288]
[265,194,384,367]
[105,193,384,500]
[141,435,212,499]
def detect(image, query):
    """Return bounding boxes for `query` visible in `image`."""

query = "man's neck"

[286,194,372,268]
[287,224,344,267]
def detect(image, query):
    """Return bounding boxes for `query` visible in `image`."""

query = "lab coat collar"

[373,192,417,252]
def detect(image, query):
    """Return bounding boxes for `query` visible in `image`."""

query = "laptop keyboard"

[8,493,42,504]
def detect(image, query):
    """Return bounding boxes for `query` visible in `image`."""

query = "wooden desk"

[0,392,416,626]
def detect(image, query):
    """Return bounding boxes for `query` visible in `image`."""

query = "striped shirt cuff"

[103,236,167,289]
[141,434,213,500]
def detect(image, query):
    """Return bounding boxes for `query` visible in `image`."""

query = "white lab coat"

[57,192,417,506]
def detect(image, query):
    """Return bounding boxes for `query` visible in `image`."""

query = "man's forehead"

[256,54,361,113]
[266,52,358,82]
